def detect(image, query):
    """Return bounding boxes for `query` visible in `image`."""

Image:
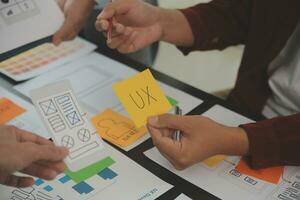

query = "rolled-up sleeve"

[240,114,300,169]
[178,0,252,54]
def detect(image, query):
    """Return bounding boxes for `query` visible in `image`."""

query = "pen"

[173,106,182,142]
[107,0,113,43]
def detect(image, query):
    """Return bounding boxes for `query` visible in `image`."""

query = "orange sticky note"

[92,109,148,148]
[203,155,226,168]
[235,159,284,184]
[112,69,172,127]
[0,98,26,124]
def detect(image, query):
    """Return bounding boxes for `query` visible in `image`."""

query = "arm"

[95,0,252,53]
[147,113,300,170]
[178,0,252,53]
[241,113,300,169]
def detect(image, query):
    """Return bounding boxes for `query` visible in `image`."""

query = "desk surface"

[0,48,257,200]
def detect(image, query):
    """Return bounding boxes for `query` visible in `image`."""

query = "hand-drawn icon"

[55,94,82,127]
[10,186,56,200]
[56,95,73,113]
[61,135,75,149]
[39,99,57,116]
[97,119,138,140]
[77,128,91,142]
[48,114,66,133]
[66,111,81,126]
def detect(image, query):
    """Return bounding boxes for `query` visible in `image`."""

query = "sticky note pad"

[235,159,284,184]
[0,98,26,124]
[65,157,115,183]
[167,96,178,107]
[92,109,148,148]
[112,69,172,127]
[202,155,226,168]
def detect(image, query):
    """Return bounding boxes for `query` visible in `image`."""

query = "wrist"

[157,8,194,46]
[220,127,249,156]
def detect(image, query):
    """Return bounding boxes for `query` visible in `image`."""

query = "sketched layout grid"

[0,0,40,25]
[10,186,57,200]
[54,93,83,128]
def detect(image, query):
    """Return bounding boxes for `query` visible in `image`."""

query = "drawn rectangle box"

[30,80,108,172]
[69,141,99,160]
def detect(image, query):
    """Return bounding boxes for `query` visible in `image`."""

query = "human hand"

[147,114,249,170]
[0,125,68,188]
[95,0,163,53]
[53,0,95,45]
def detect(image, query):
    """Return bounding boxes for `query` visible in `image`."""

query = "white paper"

[0,0,64,54]
[144,105,300,200]
[0,37,96,81]
[0,185,61,200]
[0,137,173,200]
[31,80,108,172]
[175,194,192,200]
[15,52,203,151]
[0,86,49,138]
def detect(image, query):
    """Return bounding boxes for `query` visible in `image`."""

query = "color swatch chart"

[0,37,96,81]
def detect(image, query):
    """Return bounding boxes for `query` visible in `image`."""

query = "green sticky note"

[65,157,115,183]
[167,96,178,107]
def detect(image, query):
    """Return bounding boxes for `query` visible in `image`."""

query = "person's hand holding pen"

[95,0,163,53]
[147,114,250,170]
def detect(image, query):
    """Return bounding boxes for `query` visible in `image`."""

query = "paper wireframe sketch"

[0,0,64,54]
[30,80,107,171]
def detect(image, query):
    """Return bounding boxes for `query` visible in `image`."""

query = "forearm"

[219,127,249,157]
[158,8,194,47]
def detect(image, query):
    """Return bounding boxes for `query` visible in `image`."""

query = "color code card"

[30,80,107,172]
[112,69,172,127]
[235,159,284,184]
[0,37,96,81]
[0,98,26,124]
[92,109,148,149]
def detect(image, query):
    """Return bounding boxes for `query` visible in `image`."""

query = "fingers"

[53,20,78,46]
[0,174,34,188]
[97,2,132,21]
[21,162,65,181]
[56,0,66,10]
[148,114,185,130]
[147,125,179,161]
[14,126,52,145]
[20,143,69,165]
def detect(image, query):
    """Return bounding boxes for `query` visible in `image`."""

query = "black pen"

[173,106,182,141]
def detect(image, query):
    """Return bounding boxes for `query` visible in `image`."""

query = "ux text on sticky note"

[112,69,172,127]
[92,109,147,148]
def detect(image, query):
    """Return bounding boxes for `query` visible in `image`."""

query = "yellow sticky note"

[112,69,172,127]
[92,109,148,148]
[202,155,226,168]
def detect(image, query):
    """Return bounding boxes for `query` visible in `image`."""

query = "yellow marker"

[112,69,172,127]
[92,109,147,148]
[202,155,226,168]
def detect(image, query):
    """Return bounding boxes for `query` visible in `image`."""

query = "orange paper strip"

[0,98,26,124]
[235,159,284,184]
